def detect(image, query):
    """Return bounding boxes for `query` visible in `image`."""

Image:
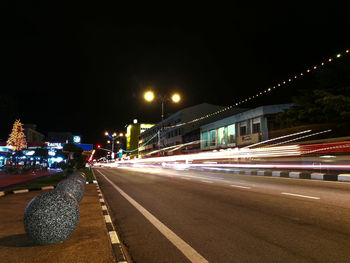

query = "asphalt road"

[94,167,350,263]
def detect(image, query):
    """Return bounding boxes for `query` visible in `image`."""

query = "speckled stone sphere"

[23,190,79,245]
[56,178,85,203]
[68,173,86,185]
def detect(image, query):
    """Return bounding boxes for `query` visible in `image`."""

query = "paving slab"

[0,184,115,263]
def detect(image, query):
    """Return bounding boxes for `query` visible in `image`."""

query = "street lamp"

[143,90,181,126]
[144,91,181,151]
[104,131,124,159]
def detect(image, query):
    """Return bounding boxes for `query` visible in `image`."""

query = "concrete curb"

[192,167,348,182]
[91,169,129,263]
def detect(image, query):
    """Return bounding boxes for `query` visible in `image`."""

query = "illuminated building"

[200,104,293,150]
[126,123,154,158]
[138,103,246,156]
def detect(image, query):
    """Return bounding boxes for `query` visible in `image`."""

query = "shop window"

[209,129,216,146]
[240,126,247,136]
[227,124,235,144]
[218,127,227,146]
[202,132,209,147]
[253,123,261,133]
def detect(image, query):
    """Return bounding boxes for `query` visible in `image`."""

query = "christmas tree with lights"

[7,119,27,151]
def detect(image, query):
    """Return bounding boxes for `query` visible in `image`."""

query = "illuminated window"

[218,127,227,146]
[227,124,235,144]
[209,129,216,146]
[202,132,209,147]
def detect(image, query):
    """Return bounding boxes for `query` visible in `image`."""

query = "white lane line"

[97,170,208,263]
[182,177,191,180]
[201,180,213,184]
[230,184,251,189]
[281,192,320,200]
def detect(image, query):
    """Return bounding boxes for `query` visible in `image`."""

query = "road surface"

[94,167,350,263]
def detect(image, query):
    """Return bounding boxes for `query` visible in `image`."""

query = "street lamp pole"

[144,91,181,152]
[105,132,123,160]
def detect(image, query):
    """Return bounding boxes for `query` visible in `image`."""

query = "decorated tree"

[7,119,27,151]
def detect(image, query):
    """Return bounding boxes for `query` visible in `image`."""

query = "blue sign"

[73,143,93,151]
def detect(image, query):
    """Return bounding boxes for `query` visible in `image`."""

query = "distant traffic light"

[96,144,101,149]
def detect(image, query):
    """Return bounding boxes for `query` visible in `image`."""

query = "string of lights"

[164,48,349,130]
[121,49,348,155]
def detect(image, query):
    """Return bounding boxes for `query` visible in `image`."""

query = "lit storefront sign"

[73,136,81,143]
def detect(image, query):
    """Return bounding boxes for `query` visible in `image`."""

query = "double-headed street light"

[144,91,181,151]
[105,131,124,159]
[144,91,181,126]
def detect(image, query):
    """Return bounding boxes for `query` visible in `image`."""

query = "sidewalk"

[0,169,61,190]
[0,184,115,263]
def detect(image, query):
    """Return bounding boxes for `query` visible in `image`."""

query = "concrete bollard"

[56,178,85,203]
[23,190,79,245]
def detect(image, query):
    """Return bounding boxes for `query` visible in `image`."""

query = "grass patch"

[79,167,95,182]
[6,172,69,192]
[4,167,95,193]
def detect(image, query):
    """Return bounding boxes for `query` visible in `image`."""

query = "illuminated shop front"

[200,104,292,150]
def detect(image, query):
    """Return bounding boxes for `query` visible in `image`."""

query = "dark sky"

[2,2,350,145]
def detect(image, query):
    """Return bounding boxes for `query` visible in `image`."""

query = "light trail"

[96,140,350,171]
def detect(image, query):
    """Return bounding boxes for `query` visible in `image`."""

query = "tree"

[7,119,27,151]
[276,55,350,136]
[63,143,84,168]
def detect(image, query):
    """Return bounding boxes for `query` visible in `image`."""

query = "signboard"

[72,143,93,151]
[237,133,260,146]
[73,136,81,143]
[47,143,63,149]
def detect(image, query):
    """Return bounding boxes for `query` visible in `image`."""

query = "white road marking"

[97,170,208,263]
[230,184,251,189]
[109,231,120,244]
[281,192,320,199]
[99,198,105,202]
[101,205,107,211]
[182,177,191,180]
[104,215,112,223]
[201,180,213,184]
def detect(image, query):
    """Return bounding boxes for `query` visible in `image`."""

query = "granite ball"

[56,178,85,203]
[23,190,80,245]
[68,173,86,185]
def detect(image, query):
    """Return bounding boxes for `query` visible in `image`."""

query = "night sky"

[2,2,350,145]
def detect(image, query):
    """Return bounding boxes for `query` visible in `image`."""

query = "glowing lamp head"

[105,132,108,136]
[119,133,124,137]
[144,91,154,102]
[171,93,181,103]
[112,133,117,137]
[97,144,101,149]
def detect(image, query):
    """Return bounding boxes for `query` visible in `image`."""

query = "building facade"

[23,124,45,144]
[126,123,154,158]
[138,103,247,156]
[47,132,73,143]
[200,104,293,150]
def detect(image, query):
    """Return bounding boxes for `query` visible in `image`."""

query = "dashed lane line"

[97,170,209,263]
[230,184,251,189]
[200,180,213,184]
[281,192,320,200]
